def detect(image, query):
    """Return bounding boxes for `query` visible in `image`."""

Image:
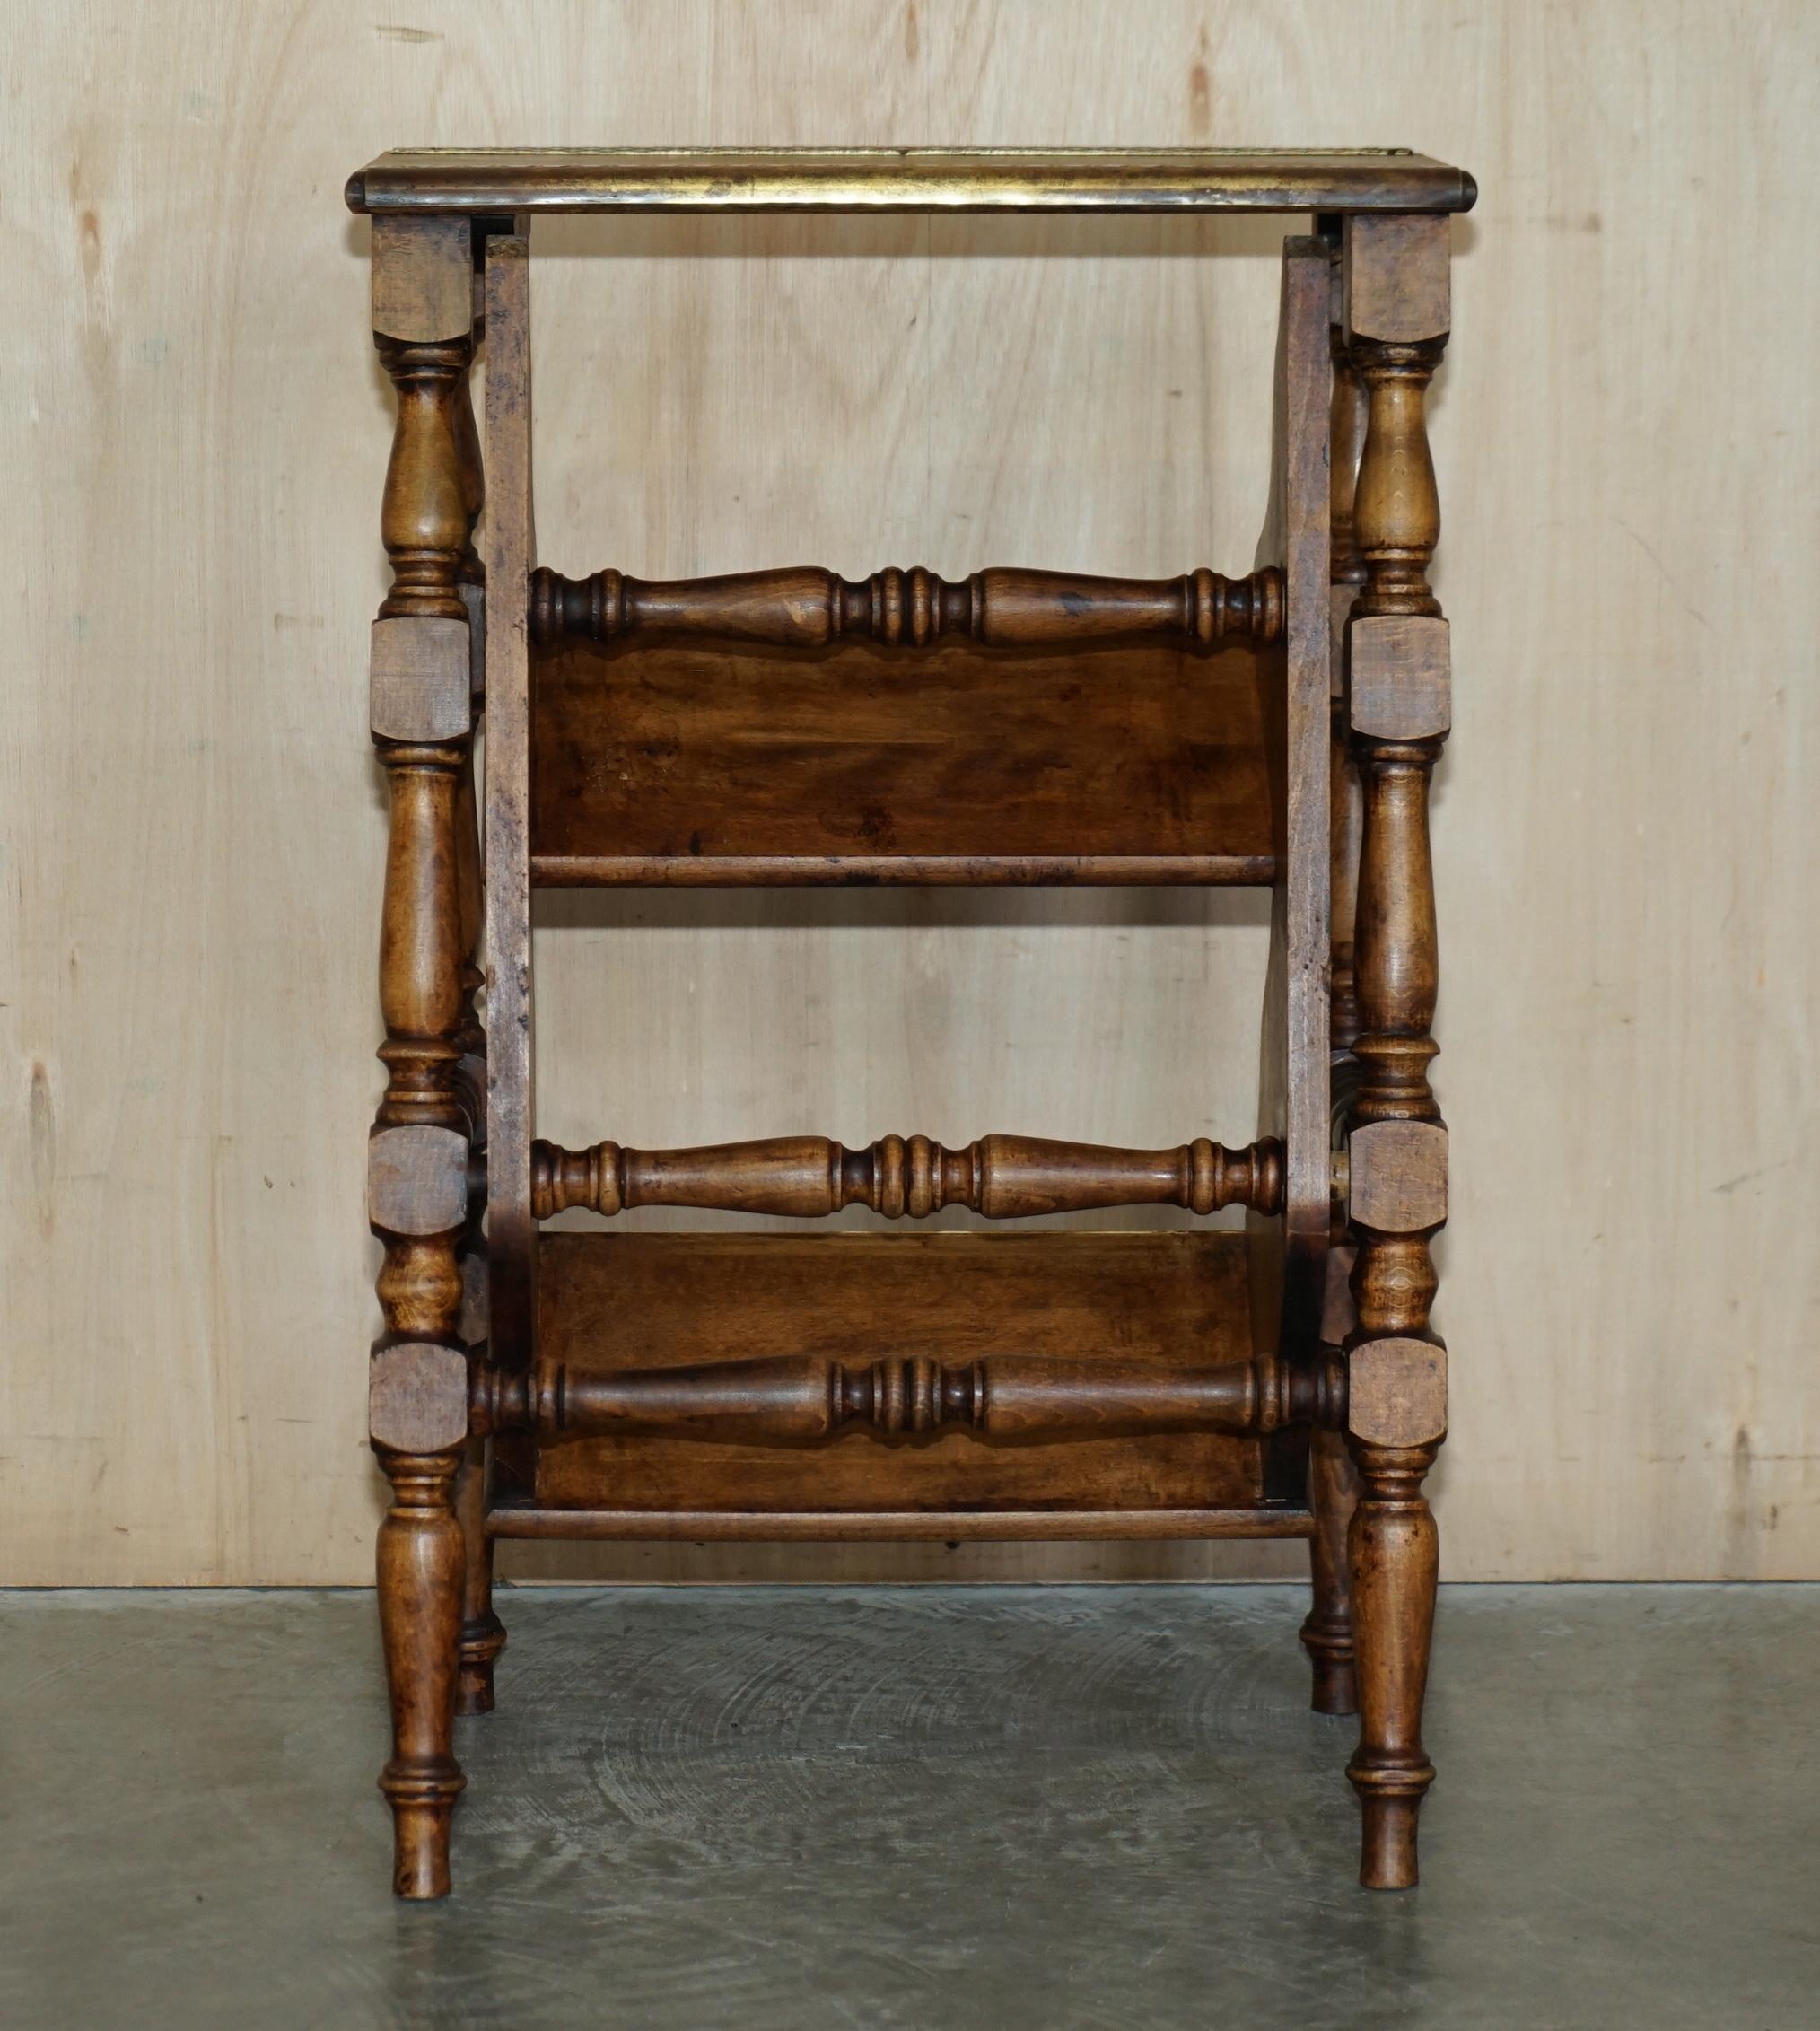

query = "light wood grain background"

[4,2,1816,1584]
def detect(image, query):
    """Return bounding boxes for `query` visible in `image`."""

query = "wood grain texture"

[529,635,1277,880]
[4,2,1817,1584]
[532,1231,1294,1517]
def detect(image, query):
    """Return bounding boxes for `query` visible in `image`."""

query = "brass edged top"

[346,147,1475,217]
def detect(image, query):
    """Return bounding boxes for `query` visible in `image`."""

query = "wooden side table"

[347,147,1471,1899]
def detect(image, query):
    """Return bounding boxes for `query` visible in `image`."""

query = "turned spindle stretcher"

[352,146,1465,1902]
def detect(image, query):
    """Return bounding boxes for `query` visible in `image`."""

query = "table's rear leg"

[1302,1423,1361,1715]
[454,1432,505,1715]
[1302,1231,1361,1712]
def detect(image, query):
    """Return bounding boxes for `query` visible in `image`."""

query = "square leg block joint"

[371,617,472,743]
[1349,1120,1448,1232]
[371,214,474,344]
[369,1125,471,1236]
[371,1341,471,1454]
[1348,1337,1448,1449]
[1349,615,1450,740]
[1343,214,1451,344]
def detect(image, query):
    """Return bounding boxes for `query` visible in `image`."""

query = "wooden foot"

[1300,1423,1359,1715]
[1358,1794,1422,1890]
[385,1782,464,1902]
[377,1449,467,1899]
[453,1435,506,1716]
[1345,1445,1439,1889]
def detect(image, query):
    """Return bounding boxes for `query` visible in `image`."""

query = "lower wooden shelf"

[522,1228,1308,1528]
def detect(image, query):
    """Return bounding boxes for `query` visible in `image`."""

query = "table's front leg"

[1340,212,1453,1891]
[364,215,480,1899]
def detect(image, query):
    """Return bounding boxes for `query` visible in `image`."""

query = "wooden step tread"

[529,637,1279,886]
[528,1230,1307,1528]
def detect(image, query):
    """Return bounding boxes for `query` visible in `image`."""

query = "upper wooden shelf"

[346,147,1475,217]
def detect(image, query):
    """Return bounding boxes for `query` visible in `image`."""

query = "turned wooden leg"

[367,212,485,1898]
[453,1435,506,1716]
[377,1449,467,1898]
[1337,211,1453,1888]
[1346,1436,1439,1887]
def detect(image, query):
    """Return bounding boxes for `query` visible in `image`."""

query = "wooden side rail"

[529,1134,1285,1221]
[529,564,1283,652]
[475,1351,1344,1445]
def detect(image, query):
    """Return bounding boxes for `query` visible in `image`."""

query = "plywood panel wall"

[3,2,1816,1583]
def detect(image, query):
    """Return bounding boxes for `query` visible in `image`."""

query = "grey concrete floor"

[2,1585,1815,2029]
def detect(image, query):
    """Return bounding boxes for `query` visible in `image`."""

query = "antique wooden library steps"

[347,146,1471,1900]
